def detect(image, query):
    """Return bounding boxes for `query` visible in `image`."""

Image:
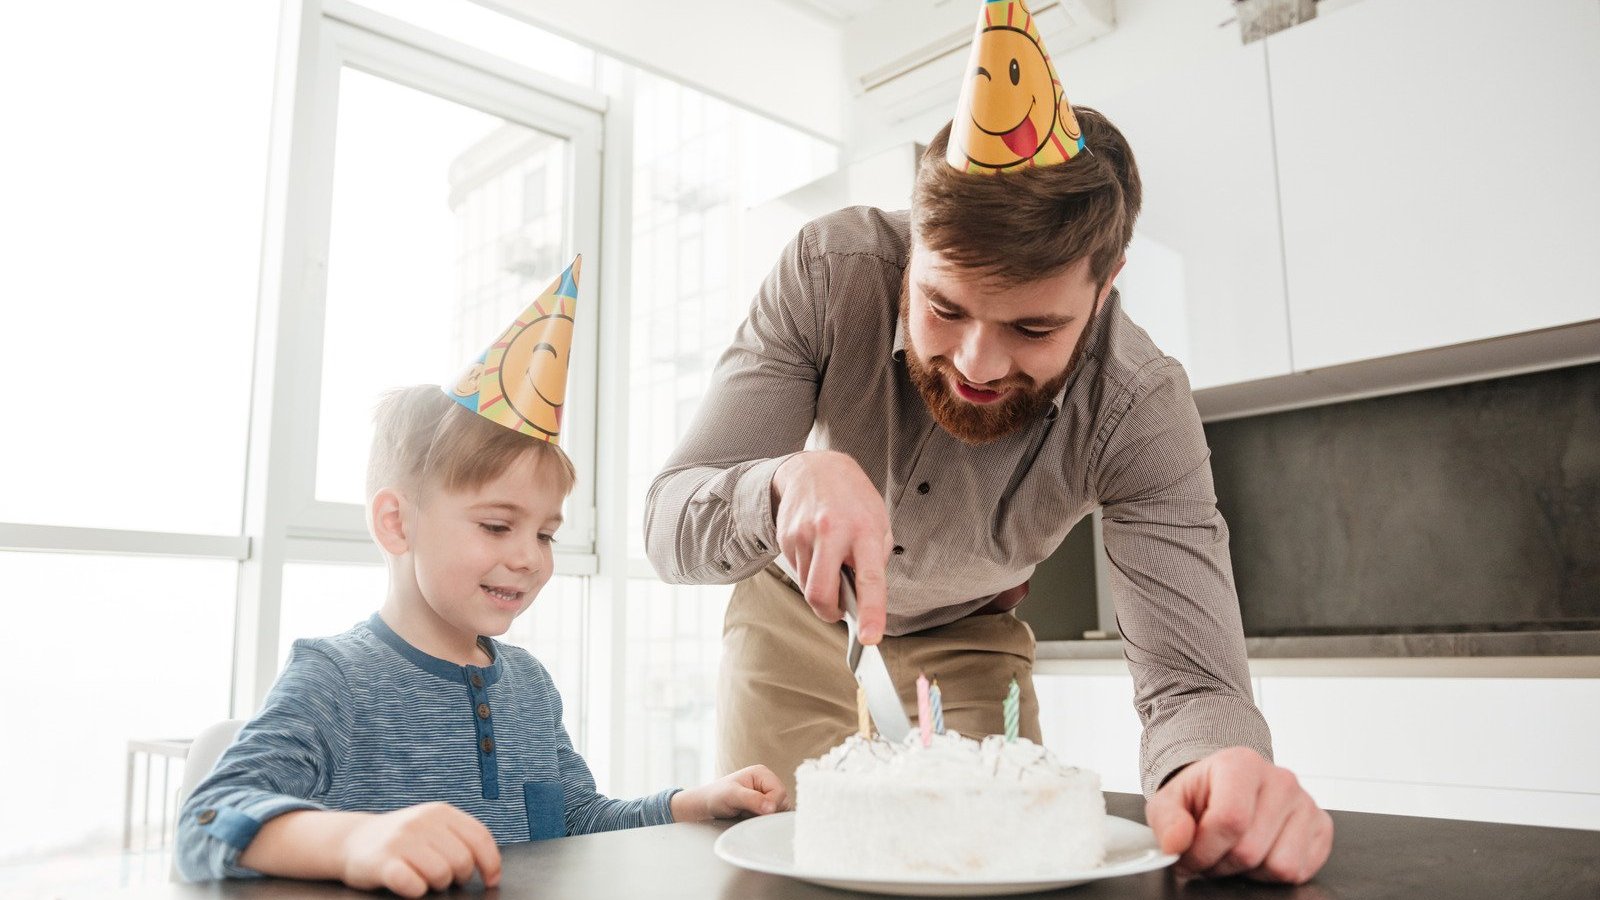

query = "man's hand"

[340,802,502,897]
[1145,747,1333,884]
[771,450,893,643]
[672,765,788,821]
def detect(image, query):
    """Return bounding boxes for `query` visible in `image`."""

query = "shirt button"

[470,674,484,689]
[755,540,767,552]
[197,809,217,825]
[719,560,732,571]
[480,737,495,754]
[892,545,905,555]
[477,703,491,720]
[917,482,930,495]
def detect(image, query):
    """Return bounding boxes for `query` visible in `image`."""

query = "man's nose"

[952,325,1009,385]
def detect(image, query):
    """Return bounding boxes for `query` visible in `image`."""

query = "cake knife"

[775,556,912,742]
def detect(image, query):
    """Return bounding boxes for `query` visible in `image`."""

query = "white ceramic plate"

[713,811,1177,897]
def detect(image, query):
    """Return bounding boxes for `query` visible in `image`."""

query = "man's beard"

[898,280,1094,445]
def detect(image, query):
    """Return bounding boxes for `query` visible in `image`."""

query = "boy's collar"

[366,612,503,686]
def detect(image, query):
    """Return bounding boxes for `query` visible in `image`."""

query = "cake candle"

[916,673,932,747]
[930,677,944,735]
[856,684,871,739]
[1003,677,1020,743]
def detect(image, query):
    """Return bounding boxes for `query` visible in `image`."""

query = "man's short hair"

[366,385,577,502]
[912,106,1142,287]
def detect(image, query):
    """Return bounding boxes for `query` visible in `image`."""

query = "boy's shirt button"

[480,737,495,754]
[470,674,484,689]
[196,809,217,825]
[476,703,491,719]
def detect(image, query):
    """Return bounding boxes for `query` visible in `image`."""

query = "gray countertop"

[1038,629,1600,663]
[92,793,1600,899]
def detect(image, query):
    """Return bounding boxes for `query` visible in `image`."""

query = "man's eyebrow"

[1010,313,1077,328]
[920,282,1076,329]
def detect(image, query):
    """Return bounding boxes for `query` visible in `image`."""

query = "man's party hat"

[946,0,1087,174]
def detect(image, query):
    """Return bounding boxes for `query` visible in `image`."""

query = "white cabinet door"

[1101,43,1293,390]
[1035,673,1145,795]
[1268,0,1600,371]
[1258,676,1600,829]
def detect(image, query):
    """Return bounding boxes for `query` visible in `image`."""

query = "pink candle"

[916,672,932,747]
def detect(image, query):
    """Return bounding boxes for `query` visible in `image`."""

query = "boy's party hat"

[945,0,1086,174]
[446,255,581,444]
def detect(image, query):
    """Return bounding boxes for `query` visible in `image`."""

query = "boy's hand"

[671,765,788,821]
[341,802,502,898]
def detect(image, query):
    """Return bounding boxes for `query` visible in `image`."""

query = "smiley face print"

[946,0,1086,173]
[498,308,574,439]
[452,361,486,398]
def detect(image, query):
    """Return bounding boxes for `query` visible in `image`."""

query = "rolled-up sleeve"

[175,644,348,881]
[643,224,826,584]
[1093,360,1273,797]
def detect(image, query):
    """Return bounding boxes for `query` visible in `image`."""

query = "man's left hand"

[1144,746,1333,884]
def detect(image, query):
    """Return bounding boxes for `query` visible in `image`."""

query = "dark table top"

[106,793,1599,899]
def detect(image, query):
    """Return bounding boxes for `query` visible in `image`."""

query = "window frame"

[233,0,609,715]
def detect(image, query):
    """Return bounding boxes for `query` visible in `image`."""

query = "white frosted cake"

[794,731,1105,879]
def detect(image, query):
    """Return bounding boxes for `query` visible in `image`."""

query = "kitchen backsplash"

[1205,362,1600,636]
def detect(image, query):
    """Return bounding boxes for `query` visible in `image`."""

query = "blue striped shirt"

[177,614,678,881]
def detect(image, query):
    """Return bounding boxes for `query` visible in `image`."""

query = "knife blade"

[775,556,911,742]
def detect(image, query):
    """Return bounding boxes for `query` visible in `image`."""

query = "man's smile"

[950,374,1012,405]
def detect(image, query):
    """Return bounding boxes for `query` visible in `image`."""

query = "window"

[0,2,273,535]
[0,553,236,863]
[615,71,838,795]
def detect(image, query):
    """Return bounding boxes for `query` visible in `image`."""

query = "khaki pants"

[717,564,1042,799]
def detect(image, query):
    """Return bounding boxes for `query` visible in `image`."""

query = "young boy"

[177,260,784,895]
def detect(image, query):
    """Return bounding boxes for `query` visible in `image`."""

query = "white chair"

[170,719,245,880]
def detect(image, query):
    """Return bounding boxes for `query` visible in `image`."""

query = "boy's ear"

[369,487,410,556]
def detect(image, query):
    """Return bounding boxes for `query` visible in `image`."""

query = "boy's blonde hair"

[366,385,577,502]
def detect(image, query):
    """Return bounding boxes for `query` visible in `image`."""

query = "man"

[644,0,1332,883]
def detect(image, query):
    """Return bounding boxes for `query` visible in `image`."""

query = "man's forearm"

[643,456,792,584]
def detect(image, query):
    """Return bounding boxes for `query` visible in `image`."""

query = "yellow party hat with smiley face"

[946,0,1086,174]
[446,255,581,444]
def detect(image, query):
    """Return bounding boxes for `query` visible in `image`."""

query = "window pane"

[314,68,573,505]
[0,553,235,867]
[615,579,732,796]
[625,73,839,560]
[278,562,389,663]
[0,3,275,533]
[616,73,836,798]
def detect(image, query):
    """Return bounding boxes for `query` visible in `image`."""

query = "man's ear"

[1100,256,1128,303]
[370,487,410,556]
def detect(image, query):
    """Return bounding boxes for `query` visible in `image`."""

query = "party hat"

[446,255,581,444]
[945,0,1086,174]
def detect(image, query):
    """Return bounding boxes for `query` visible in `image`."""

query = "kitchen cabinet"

[1100,43,1294,390]
[1267,0,1600,371]
[1037,670,1600,830]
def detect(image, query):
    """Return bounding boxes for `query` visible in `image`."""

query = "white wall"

[486,0,849,142]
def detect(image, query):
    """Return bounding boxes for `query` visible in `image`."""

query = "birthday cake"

[793,731,1106,879]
